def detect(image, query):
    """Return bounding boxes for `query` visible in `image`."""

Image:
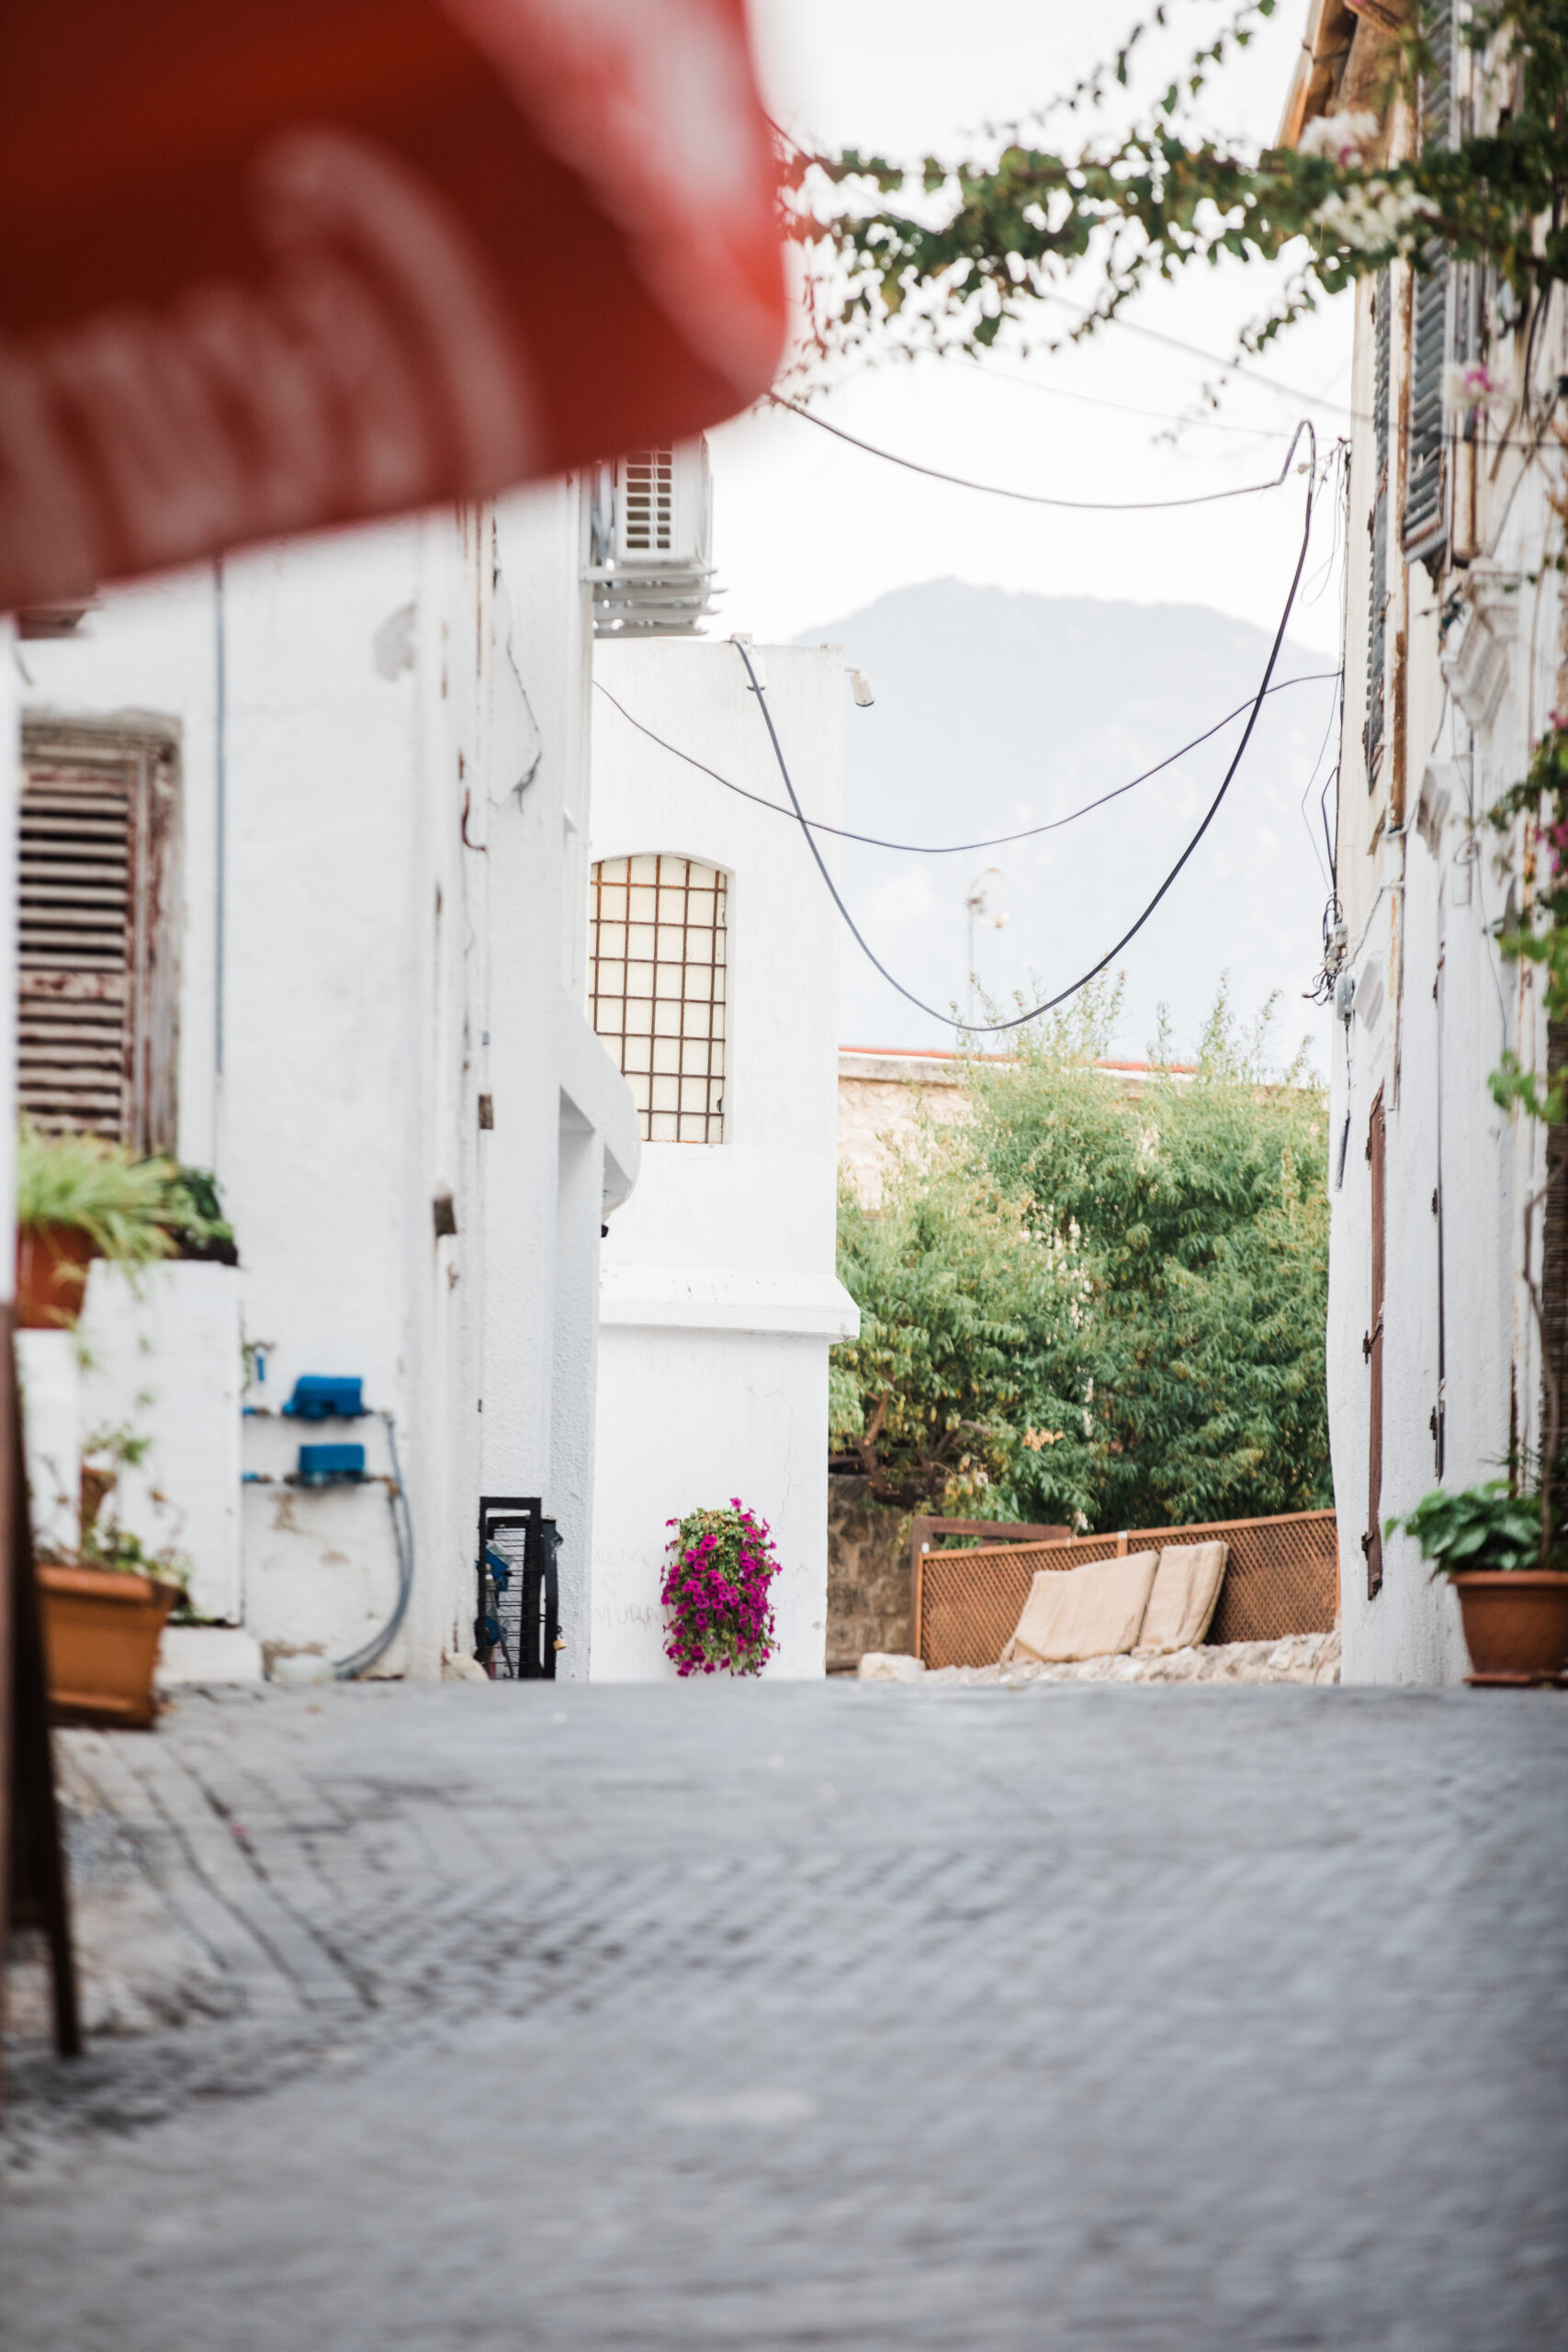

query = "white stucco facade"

[1324,212,1564,1676]
[589,639,859,1678]
[15,488,637,1679]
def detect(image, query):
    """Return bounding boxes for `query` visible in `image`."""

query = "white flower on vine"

[1442,359,1510,414]
[1314,181,1438,253]
[1298,110,1381,166]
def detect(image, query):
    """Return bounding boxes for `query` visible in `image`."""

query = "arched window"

[590,854,728,1142]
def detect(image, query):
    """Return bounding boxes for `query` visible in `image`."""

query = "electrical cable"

[731,418,1318,1037]
[333,1413,415,1679]
[953,351,1293,441]
[768,389,1314,510]
[594,667,1339,856]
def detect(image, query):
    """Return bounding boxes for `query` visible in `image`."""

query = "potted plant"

[35,1424,191,1729]
[1388,1481,1568,1684]
[161,1164,240,1266]
[15,1120,179,1328]
[661,1499,780,1677]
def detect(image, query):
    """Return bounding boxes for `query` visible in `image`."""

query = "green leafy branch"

[784,0,1568,376]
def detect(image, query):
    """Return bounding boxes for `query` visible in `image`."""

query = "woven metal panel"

[917,1510,1339,1670]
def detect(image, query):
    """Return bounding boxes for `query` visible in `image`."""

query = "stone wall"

[827,1475,909,1668]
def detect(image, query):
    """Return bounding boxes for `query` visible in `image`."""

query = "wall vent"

[587,439,717,637]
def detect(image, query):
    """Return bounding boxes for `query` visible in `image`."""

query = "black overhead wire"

[593,668,1341,856]
[768,390,1314,510]
[730,418,1320,1038]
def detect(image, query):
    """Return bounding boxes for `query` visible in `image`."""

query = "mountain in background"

[794,580,1340,1070]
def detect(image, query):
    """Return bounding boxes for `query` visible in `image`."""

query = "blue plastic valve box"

[283,1376,365,1421]
[295,1443,366,1487]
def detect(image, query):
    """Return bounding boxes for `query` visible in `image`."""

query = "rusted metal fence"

[914,1509,1339,1671]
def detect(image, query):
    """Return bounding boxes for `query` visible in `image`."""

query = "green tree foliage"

[832,984,1331,1530]
[785,1,1568,374]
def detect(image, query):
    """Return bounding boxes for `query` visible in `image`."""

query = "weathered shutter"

[1362,1088,1387,1600]
[1402,258,1450,563]
[1365,270,1392,784]
[1402,0,1454,566]
[17,729,178,1151]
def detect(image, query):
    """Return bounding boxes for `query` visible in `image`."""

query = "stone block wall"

[827,1475,909,1668]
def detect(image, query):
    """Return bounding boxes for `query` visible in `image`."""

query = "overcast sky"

[713,0,1351,662]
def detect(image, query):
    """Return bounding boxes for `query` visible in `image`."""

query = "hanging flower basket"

[661,1500,780,1678]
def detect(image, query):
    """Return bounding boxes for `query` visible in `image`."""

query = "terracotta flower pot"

[37,1562,179,1727]
[1450,1569,1568,1685]
[15,1222,98,1329]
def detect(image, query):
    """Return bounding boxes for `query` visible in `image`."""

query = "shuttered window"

[1363,1088,1387,1600]
[1365,270,1392,785]
[18,727,179,1151]
[1402,256,1450,563]
[1402,0,1454,565]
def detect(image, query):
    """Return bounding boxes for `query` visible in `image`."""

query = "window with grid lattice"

[589,854,727,1143]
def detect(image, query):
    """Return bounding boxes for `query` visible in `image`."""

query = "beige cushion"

[1003,1550,1160,1664]
[1136,1542,1229,1655]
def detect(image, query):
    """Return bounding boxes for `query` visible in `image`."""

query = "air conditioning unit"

[587,439,718,637]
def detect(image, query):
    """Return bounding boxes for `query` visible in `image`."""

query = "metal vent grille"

[620,448,675,553]
[590,854,728,1143]
[18,762,135,1138]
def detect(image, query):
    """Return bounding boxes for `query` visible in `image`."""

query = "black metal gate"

[475,1494,559,1679]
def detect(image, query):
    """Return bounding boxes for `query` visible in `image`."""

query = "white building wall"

[1328,258,1565,1683]
[589,639,858,1679]
[17,492,637,1679]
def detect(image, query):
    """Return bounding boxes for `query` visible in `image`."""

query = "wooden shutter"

[1403,0,1453,566]
[17,727,179,1152]
[1365,270,1392,784]
[1363,1088,1387,1599]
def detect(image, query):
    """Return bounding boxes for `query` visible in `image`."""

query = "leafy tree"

[832,1128,1094,1513]
[784,0,1568,375]
[832,983,1332,1531]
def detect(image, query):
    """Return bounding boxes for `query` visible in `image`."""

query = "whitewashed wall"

[1329,269,1564,1682]
[590,640,858,1679]
[17,494,637,1679]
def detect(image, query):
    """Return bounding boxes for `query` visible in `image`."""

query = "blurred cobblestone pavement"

[4,1680,1567,2350]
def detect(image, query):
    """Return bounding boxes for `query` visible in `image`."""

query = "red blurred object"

[0,0,785,610]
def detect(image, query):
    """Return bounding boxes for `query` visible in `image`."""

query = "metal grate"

[18,761,135,1139]
[915,1510,1340,1670]
[476,1495,559,1680]
[590,854,727,1142]
[620,448,674,553]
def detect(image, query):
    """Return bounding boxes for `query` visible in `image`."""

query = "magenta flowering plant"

[660,1499,779,1677]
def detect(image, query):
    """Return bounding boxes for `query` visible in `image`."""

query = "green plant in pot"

[16,1121,178,1328]
[1387,1482,1568,1686]
[33,1423,193,1731]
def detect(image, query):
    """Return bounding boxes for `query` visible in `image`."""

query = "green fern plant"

[16,1120,178,1266]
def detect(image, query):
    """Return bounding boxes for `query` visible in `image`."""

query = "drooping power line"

[593,668,1341,857]
[729,418,1319,1037]
[768,390,1315,512]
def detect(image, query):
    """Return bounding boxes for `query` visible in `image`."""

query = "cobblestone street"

[4,1679,1567,2349]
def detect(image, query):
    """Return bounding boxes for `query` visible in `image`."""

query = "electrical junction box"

[294,1443,366,1487]
[284,1375,365,1420]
